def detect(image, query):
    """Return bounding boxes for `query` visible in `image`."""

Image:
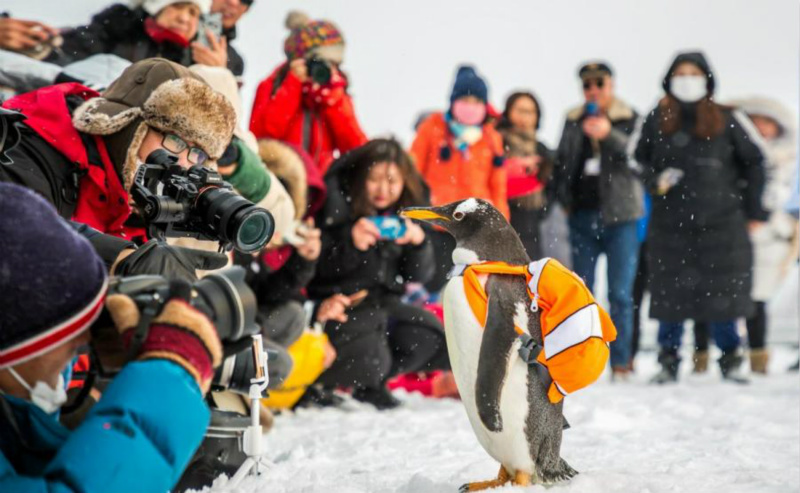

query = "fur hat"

[283,10,345,63]
[72,58,236,190]
[258,139,308,220]
[0,184,107,368]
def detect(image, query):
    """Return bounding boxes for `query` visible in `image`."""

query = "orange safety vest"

[454,257,617,404]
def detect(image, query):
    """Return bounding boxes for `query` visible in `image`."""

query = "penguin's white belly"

[443,277,534,473]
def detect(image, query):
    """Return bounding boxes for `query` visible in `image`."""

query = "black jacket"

[634,104,767,321]
[240,249,317,305]
[554,98,644,224]
[45,5,244,78]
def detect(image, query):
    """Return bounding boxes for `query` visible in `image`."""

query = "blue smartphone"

[368,216,407,240]
[585,101,600,117]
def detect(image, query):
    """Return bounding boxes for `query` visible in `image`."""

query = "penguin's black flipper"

[475,275,523,432]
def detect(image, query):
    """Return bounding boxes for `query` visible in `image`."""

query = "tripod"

[217,334,272,491]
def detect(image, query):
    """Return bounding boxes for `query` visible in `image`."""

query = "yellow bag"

[261,329,329,409]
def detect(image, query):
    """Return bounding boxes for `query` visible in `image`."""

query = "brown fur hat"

[72,58,236,190]
[258,139,307,220]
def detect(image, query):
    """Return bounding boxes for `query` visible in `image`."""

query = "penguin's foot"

[512,471,532,487]
[458,465,510,492]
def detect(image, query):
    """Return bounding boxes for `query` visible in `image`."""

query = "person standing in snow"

[634,52,768,384]
[308,138,450,410]
[495,91,554,260]
[410,65,508,292]
[727,97,799,374]
[249,11,367,174]
[552,61,643,380]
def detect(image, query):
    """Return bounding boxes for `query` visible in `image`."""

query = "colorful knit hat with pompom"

[283,11,345,64]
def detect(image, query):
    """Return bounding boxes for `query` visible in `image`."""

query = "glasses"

[583,78,605,90]
[161,132,209,166]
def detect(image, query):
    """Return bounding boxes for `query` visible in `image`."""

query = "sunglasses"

[161,133,209,166]
[583,78,605,90]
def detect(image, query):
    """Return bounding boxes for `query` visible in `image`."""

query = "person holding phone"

[307,139,450,410]
[249,10,367,173]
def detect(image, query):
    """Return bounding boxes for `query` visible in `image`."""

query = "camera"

[90,266,262,395]
[306,57,332,85]
[131,150,274,254]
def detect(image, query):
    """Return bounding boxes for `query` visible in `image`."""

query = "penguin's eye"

[453,211,465,221]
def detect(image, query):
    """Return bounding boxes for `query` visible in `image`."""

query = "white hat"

[131,0,212,16]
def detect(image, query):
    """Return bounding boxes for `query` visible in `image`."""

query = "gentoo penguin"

[401,198,577,491]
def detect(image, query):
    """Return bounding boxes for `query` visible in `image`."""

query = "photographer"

[0,57,235,268]
[0,183,223,493]
[249,11,367,173]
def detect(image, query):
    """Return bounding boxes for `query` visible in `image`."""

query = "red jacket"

[3,84,135,239]
[249,65,367,174]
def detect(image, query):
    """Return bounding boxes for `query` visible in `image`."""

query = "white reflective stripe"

[554,381,569,396]
[543,304,603,359]
[526,257,551,296]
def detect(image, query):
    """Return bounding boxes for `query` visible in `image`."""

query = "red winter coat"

[249,65,367,174]
[2,84,136,239]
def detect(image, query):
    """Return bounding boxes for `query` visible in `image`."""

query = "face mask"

[8,367,68,414]
[670,75,707,103]
[452,100,487,126]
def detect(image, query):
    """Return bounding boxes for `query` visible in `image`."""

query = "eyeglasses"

[161,133,209,166]
[583,78,605,90]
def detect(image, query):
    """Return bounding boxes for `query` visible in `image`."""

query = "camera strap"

[127,298,161,360]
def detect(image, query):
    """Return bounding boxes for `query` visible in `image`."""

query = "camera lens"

[197,187,274,254]
[193,267,259,342]
[307,58,332,85]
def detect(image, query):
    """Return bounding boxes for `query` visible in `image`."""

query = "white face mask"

[670,75,708,103]
[8,367,68,414]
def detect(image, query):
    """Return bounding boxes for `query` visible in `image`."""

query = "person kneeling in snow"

[0,183,223,493]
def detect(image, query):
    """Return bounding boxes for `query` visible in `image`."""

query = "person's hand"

[289,58,308,83]
[191,29,228,67]
[352,217,380,251]
[322,340,337,369]
[316,294,352,323]
[748,221,766,233]
[395,219,426,246]
[105,280,223,394]
[295,219,322,260]
[0,18,58,51]
[582,116,612,140]
[113,240,229,281]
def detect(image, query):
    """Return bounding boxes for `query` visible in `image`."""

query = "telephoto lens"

[196,187,274,254]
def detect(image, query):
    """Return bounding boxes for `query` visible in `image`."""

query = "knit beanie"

[450,65,488,105]
[131,0,212,16]
[0,184,108,368]
[283,11,345,63]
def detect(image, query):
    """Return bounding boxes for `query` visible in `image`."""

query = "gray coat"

[553,98,644,225]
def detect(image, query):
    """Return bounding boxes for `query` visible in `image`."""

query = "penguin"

[401,198,577,491]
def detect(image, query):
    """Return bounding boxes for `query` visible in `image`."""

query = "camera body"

[306,57,332,85]
[131,150,274,254]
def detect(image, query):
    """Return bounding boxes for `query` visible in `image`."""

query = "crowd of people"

[0,1,798,492]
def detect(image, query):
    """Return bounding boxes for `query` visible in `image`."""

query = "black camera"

[89,266,262,395]
[131,150,274,254]
[306,57,332,85]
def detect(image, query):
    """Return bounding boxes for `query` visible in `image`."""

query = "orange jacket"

[410,113,509,218]
[456,258,617,403]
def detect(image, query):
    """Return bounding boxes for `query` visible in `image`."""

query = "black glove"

[114,240,229,281]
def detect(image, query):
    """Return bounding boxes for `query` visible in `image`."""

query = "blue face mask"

[8,367,68,415]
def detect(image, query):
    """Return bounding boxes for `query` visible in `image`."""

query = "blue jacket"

[0,360,210,493]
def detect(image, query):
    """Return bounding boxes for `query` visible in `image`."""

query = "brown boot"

[692,351,709,373]
[750,348,769,374]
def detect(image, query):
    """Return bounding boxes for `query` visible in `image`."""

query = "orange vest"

[454,258,617,404]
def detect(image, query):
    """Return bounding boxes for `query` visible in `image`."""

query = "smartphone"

[368,216,407,240]
[282,221,311,246]
[585,101,600,117]
[198,13,223,47]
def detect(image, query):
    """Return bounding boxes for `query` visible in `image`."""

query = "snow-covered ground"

[204,344,799,493]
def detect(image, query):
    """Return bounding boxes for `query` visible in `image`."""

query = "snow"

[201,345,800,493]
[455,198,482,215]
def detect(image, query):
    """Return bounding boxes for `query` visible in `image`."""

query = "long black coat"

[635,105,767,322]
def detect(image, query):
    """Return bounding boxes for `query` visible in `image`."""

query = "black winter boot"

[293,384,345,409]
[719,351,749,384]
[352,386,401,410]
[650,350,681,384]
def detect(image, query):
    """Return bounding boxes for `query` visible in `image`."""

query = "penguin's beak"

[400,206,450,223]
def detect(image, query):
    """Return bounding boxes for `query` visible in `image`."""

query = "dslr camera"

[306,56,332,85]
[131,150,274,254]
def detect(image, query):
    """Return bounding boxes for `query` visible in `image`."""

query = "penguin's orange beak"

[400,207,450,222]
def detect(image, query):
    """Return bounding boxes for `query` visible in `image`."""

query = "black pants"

[631,241,648,362]
[509,204,542,260]
[425,230,456,293]
[746,301,768,349]
[693,322,710,351]
[317,298,450,390]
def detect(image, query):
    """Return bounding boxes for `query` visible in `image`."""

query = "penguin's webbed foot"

[458,465,510,492]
